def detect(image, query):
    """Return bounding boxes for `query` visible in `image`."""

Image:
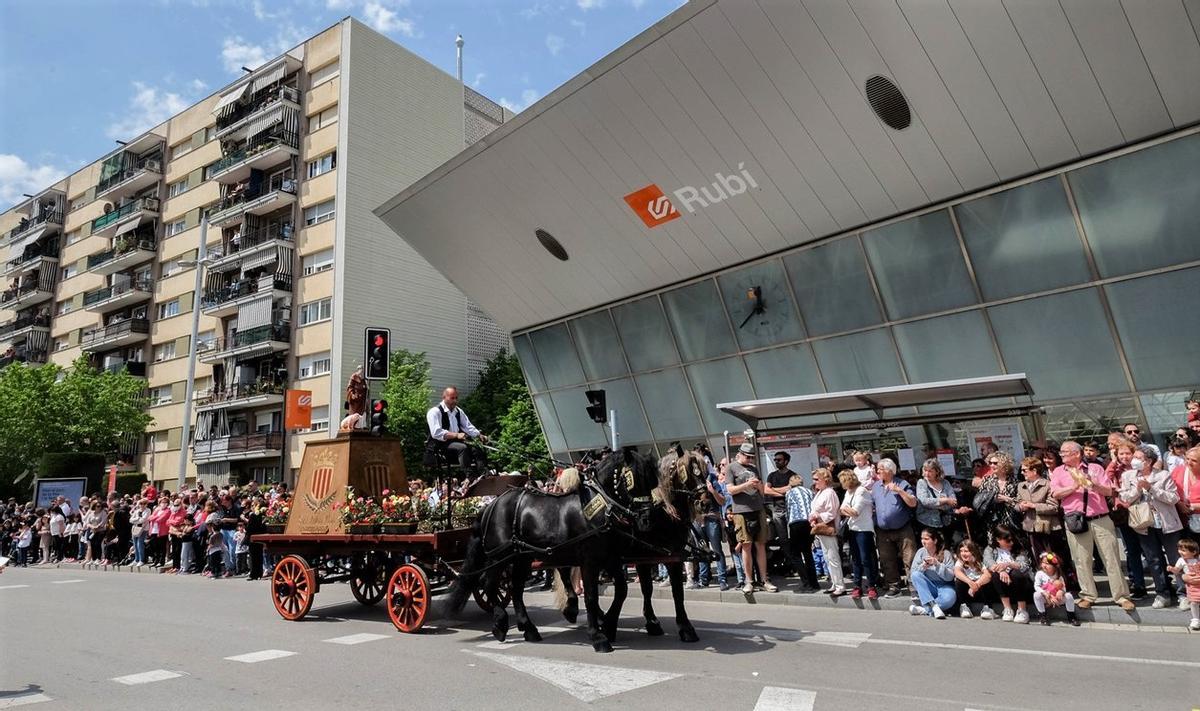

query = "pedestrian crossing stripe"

[471,650,681,702]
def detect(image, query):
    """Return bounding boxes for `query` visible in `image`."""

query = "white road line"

[111,669,183,685]
[701,626,870,648]
[0,693,53,708]
[323,633,391,645]
[471,650,681,702]
[799,631,871,648]
[224,649,297,664]
[864,638,1200,668]
[753,687,816,711]
[475,626,575,649]
[0,585,30,590]
[50,579,85,584]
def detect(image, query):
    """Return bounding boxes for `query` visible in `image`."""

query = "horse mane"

[557,468,581,494]
[657,448,704,521]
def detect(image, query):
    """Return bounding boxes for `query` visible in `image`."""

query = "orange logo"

[624,184,680,228]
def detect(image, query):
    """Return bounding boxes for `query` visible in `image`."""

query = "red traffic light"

[373,400,386,412]
[373,334,385,347]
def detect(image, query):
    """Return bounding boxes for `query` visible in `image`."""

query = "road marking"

[753,687,816,711]
[865,638,1200,668]
[111,669,183,685]
[702,626,870,648]
[475,626,574,649]
[799,631,871,649]
[0,585,30,590]
[323,633,391,645]
[224,649,297,663]
[0,693,53,708]
[50,579,85,584]
[472,651,681,702]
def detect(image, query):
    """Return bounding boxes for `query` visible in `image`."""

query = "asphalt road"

[1,565,1197,711]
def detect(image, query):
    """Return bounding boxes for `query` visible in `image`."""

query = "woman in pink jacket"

[165,498,188,573]
[147,500,171,568]
[808,468,845,596]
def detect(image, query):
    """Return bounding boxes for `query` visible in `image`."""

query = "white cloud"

[189,78,209,93]
[106,82,192,140]
[251,0,284,20]
[363,1,416,36]
[0,155,69,210]
[628,0,646,8]
[577,0,604,10]
[569,18,586,35]
[221,35,269,73]
[499,88,540,114]
[326,0,354,9]
[520,2,553,19]
[472,72,486,88]
[545,33,565,56]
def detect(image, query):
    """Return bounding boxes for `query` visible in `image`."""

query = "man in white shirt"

[425,387,487,471]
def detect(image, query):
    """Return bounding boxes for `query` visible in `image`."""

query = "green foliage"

[460,349,523,436]
[493,392,550,477]
[115,472,148,496]
[379,349,435,479]
[37,452,107,494]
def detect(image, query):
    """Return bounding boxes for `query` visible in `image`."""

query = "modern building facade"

[378,0,1200,464]
[0,18,509,486]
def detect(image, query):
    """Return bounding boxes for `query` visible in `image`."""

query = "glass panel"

[785,236,882,336]
[548,387,608,449]
[528,323,585,390]
[717,259,805,350]
[599,378,652,444]
[987,289,1126,400]
[743,344,826,427]
[611,296,679,372]
[685,357,756,435]
[811,328,905,392]
[532,394,566,452]
[955,177,1090,300]
[1104,267,1200,391]
[568,311,628,381]
[1068,133,1200,278]
[512,334,545,392]
[892,310,1001,384]
[1139,392,1195,449]
[1039,396,1139,445]
[634,368,705,441]
[661,280,736,362]
[862,210,977,320]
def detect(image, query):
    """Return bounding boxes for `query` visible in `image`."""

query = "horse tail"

[551,567,568,611]
[446,519,486,615]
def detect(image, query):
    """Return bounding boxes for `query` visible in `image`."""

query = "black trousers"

[992,572,1034,603]
[248,541,264,579]
[787,520,819,588]
[170,535,183,570]
[955,578,1000,609]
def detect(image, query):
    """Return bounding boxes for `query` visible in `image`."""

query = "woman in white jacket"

[128,500,150,567]
[808,468,845,596]
[1119,444,1183,609]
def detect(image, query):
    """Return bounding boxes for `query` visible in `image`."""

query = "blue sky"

[0,0,684,209]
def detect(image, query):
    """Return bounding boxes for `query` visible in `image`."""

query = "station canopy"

[717,374,1035,434]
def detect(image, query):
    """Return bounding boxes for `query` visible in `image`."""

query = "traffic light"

[370,399,388,436]
[584,389,607,424]
[365,327,390,380]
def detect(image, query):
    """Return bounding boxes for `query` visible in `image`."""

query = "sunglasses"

[1125,429,1139,435]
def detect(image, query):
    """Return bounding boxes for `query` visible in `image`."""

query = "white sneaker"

[959,604,973,619]
[741,582,754,594]
[1189,618,1200,631]
[1181,598,1192,611]
[1014,609,1030,624]
[1001,607,1015,622]
[931,604,946,619]
[980,607,996,620]
[1152,595,1168,609]
[763,582,779,593]
[829,585,846,596]
[909,604,926,616]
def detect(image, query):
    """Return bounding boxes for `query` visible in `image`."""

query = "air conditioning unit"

[144,158,162,172]
[102,202,115,214]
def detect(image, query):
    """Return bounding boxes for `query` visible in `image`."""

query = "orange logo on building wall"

[624,184,680,228]
[285,389,313,430]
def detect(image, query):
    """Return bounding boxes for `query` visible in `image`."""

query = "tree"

[493,392,550,477]
[0,363,61,499]
[459,349,523,437]
[55,356,152,453]
[379,349,435,480]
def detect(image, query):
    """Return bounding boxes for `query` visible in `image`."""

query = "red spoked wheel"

[387,563,430,633]
[473,565,512,613]
[272,555,315,621]
[351,558,388,606]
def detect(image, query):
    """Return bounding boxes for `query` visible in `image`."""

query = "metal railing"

[204,324,291,354]
[214,222,293,260]
[192,431,284,458]
[81,317,150,347]
[0,312,51,338]
[5,239,60,273]
[86,234,156,270]
[96,154,163,194]
[83,279,154,306]
[0,274,56,305]
[208,130,300,179]
[198,380,286,406]
[215,85,301,132]
[201,275,292,310]
[91,196,160,232]
[0,348,48,368]
[3,209,63,244]
[106,361,147,377]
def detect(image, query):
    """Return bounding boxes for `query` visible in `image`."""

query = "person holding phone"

[727,442,777,594]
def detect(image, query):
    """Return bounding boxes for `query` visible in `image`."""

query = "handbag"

[811,522,834,536]
[1127,499,1153,532]
[1064,470,1090,534]
[972,486,997,515]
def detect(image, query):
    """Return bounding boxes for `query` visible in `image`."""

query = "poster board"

[761,446,821,481]
[34,478,88,509]
[963,421,1025,462]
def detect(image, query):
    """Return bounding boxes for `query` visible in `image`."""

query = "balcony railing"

[204,324,291,355]
[0,276,55,306]
[5,239,59,273]
[0,313,51,338]
[83,279,154,307]
[105,360,147,377]
[215,86,301,132]
[207,130,300,180]
[0,348,48,369]
[211,176,296,217]
[96,155,163,194]
[201,275,292,310]
[199,380,286,406]
[3,209,63,245]
[91,196,160,232]
[86,235,156,270]
[192,432,284,458]
[81,317,150,347]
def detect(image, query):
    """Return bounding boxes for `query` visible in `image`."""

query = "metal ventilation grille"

[865,75,911,131]
[535,229,569,261]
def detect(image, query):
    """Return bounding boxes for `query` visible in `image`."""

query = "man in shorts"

[726,442,778,594]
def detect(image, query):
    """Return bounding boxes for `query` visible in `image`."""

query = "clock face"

[721,262,804,348]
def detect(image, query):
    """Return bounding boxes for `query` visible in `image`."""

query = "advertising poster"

[762,446,820,480]
[964,421,1025,461]
[34,478,88,509]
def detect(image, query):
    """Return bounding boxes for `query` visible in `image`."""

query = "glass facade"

[515,132,1200,460]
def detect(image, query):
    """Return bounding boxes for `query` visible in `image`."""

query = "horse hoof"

[603,626,618,644]
[563,602,579,624]
[679,627,699,643]
[645,620,664,637]
[516,620,527,632]
[593,641,613,653]
[492,626,508,643]
[524,628,543,643]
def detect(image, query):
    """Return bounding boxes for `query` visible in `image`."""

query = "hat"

[738,442,755,455]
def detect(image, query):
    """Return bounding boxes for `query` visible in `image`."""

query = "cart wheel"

[387,563,430,633]
[473,565,512,613]
[351,560,388,606]
[272,555,315,621]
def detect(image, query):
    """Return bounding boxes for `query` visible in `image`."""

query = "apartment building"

[0,18,510,486]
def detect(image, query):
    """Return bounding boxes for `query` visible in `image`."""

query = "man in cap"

[725,441,777,594]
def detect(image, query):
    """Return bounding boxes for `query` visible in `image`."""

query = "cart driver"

[425,387,488,471]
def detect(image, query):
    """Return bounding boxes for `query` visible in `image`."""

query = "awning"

[11,226,49,254]
[236,294,273,329]
[246,105,283,141]
[717,374,1036,433]
[113,215,148,237]
[251,58,287,94]
[240,245,279,271]
[213,82,251,116]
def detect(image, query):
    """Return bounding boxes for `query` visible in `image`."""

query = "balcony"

[205,222,293,272]
[216,85,302,139]
[207,131,300,184]
[86,233,157,276]
[91,196,160,239]
[198,323,290,364]
[83,280,154,312]
[0,276,56,310]
[3,241,59,278]
[201,274,292,318]
[95,152,164,203]
[0,313,51,344]
[81,317,150,352]
[0,347,48,370]
[1,209,64,249]
[207,177,296,228]
[104,360,147,377]
[196,380,286,412]
[192,432,284,463]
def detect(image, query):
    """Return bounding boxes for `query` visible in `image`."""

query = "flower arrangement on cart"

[261,497,291,533]
[333,486,481,534]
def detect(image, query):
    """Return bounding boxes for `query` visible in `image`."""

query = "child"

[178,514,195,575]
[204,523,224,578]
[1186,399,1199,423]
[1034,552,1080,626]
[234,522,249,576]
[954,540,999,619]
[1168,538,1200,631]
[15,524,32,567]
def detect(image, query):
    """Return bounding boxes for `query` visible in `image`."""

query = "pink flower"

[382,489,390,496]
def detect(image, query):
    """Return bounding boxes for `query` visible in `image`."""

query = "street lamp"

[176,215,213,490]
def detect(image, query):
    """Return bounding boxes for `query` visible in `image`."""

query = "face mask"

[171,505,180,512]
[1130,458,1144,471]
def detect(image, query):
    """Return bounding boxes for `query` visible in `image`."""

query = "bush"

[38,452,107,495]
[114,472,148,496]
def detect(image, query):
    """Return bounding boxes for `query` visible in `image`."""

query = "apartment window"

[309,405,330,433]
[53,338,68,352]
[205,126,215,142]
[69,195,89,212]
[297,351,331,378]
[309,104,338,132]
[196,330,217,352]
[307,151,337,179]
[60,264,77,281]
[167,178,190,198]
[170,141,194,161]
[310,61,339,88]
[56,299,73,316]
[152,341,176,362]
[161,258,184,277]
[165,219,187,237]
[301,248,334,275]
[298,297,332,326]
[65,229,83,245]
[157,299,180,319]
[303,199,336,227]
[149,386,173,407]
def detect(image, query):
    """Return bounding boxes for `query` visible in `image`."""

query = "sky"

[0,0,685,209]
